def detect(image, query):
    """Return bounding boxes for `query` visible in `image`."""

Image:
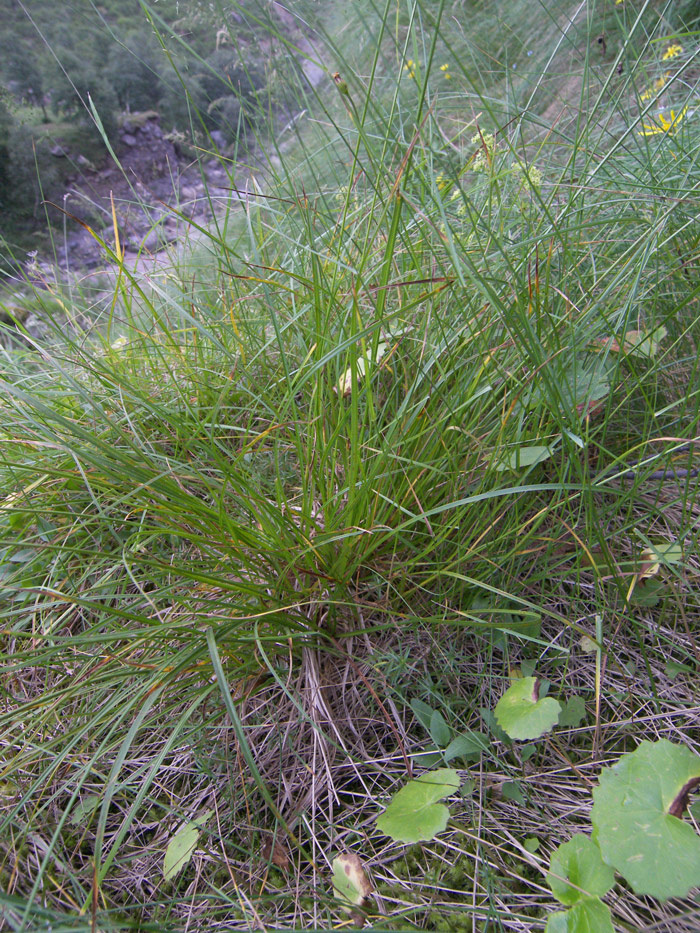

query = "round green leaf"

[591,739,700,899]
[558,696,587,730]
[494,677,561,741]
[545,896,614,933]
[547,835,615,906]
[376,769,460,844]
[163,810,212,882]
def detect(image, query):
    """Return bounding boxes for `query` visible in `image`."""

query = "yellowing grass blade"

[110,190,123,261]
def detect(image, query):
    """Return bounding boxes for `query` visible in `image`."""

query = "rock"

[141,228,161,252]
[50,144,67,157]
[210,130,227,150]
[122,133,137,147]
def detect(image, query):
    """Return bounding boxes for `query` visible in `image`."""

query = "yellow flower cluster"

[514,163,543,190]
[471,131,496,172]
[404,59,417,79]
[449,188,467,215]
[662,43,683,61]
[640,72,670,102]
[638,104,688,136]
[440,63,451,80]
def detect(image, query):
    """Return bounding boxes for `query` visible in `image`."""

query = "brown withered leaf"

[261,836,289,871]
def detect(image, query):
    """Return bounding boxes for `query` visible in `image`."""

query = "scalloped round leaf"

[494,677,561,741]
[591,739,700,899]
[545,896,614,933]
[547,835,615,906]
[376,769,460,844]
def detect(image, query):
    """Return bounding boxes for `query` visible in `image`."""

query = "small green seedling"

[545,740,700,928]
[410,698,490,765]
[546,895,614,933]
[376,769,461,844]
[547,834,615,906]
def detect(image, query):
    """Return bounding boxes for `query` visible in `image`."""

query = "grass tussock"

[1,0,700,929]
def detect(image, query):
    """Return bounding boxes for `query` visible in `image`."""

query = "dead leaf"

[332,852,372,924]
[261,836,289,871]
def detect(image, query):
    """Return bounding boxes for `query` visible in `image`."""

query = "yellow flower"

[640,72,670,102]
[638,104,688,136]
[439,62,451,79]
[662,43,683,60]
[404,59,417,79]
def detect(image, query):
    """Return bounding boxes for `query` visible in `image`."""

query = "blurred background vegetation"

[0,0,295,246]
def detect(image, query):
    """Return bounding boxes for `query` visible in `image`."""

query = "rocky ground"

[2,7,327,345]
[58,112,246,272]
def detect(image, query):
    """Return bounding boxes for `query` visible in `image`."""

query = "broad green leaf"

[523,360,610,416]
[665,660,692,681]
[627,576,665,607]
[545,896,614,933]
[495,611,542,641]
[410,698,435,732]
[640,542,683,577]
[558,696,587,729]
[547,835,615,905]
[429,710,452,747]
[494,677,561,741]
[163,810,212,882]
[332,852,371,914]
[8,548,37,563]
[411,749,444,769]
[480,706,512,745]
[69,795,101,826]
[494,444,553,472]
[501,781,525,805]
[623,325,667,356]
[594,325,667,358]
[591,739,700,899]
[376,769,460,844]
[335,342,388,396]
[443,730,489,763]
